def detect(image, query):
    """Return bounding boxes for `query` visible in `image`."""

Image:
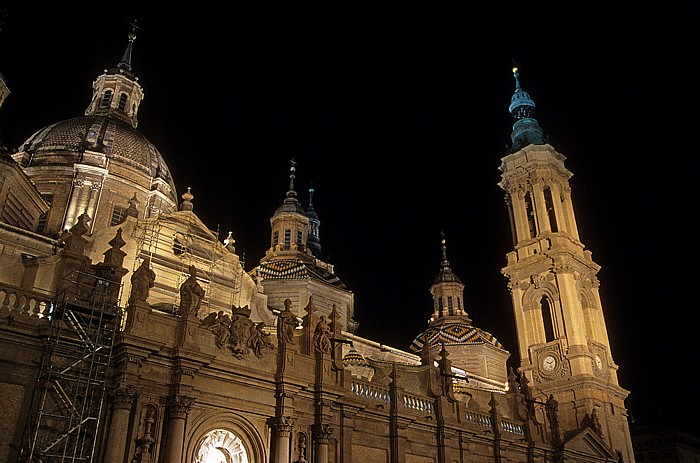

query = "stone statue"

[202,310,231,348]
[276,298,297,346]
[179,265,205,317]
[546,394,561,444]
[313,315,332,354]
[582,408,603,437]
[129,258,155,305]
[249,322,274,358]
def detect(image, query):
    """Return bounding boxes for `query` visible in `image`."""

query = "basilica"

[0,26,634,463]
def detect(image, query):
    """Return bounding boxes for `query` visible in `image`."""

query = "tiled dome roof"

[15,115,177,203]
[342,348,367,367]
[409,319,505,353]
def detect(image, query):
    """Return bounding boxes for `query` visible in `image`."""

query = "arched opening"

[525,192,537,238]
[195,429,249,463]
[541,296,556,342]
[100,90,113,108]
[118,93,128,111]
[543,186,558,232]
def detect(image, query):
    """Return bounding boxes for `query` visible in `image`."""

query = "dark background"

[1,4,697,436]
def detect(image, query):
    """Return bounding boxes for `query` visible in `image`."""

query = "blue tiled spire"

[509,65,545,152]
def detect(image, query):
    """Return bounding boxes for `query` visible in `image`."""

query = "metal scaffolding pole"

[19,270,122,463]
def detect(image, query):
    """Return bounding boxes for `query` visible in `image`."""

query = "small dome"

[409,319,505,353]
[342,348,367,367]
[15,115,177,204]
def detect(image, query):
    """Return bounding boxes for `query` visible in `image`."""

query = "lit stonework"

[0,31,633,463]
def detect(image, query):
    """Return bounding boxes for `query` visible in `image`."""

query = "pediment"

[563,427,617,460]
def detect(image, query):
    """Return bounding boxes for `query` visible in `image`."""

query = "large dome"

[16,115,177,201]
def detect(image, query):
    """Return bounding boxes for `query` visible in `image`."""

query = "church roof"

[14,115,177,203]
[409,318,505,353]
[255,258,347,289]
[342,348,368,367]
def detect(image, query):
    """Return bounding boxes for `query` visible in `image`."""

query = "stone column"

[312,424,332,463]
[103,385,137,463]
[273,416,295,463]
[162,395,194,463]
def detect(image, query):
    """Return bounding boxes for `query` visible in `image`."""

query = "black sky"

[1,4,697,436]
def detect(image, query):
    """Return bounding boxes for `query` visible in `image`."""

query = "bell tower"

[499,66,634,458]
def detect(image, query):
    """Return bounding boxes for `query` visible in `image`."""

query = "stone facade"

[0,31,635,463]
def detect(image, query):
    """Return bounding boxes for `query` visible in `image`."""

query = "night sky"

[1,4,697,436]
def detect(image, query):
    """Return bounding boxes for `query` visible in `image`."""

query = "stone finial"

[179,187,194,211]
[224,231,236,253]
[125,193,140,219]
[103,228,127,267]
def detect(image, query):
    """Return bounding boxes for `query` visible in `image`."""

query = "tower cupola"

[429,232,468,323]
[509,65,545,152]
[262,160,313,263]
[85,23,144,127]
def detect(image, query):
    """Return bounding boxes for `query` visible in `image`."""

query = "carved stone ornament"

[202,306,274,359]
[167,395,195,418]
[109,384,138,410]
[532,345,571,383]
[273,416,296,436]
[312,423,333,442]
[313,315,332,354]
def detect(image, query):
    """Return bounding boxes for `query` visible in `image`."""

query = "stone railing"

[465,410,492,428]
[350,379,391,403]
[500,418,525,436]
[464,410,525,437]
[348,379,435,415]
[401,392,434,414]
[0,283,53,319]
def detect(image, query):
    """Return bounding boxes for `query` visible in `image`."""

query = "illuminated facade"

[0,30,633,463]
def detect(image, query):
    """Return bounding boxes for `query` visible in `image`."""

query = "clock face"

[542,355,557,372]
[595,354,603,369]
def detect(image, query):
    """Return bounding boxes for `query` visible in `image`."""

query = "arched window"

[195,429,249,463]
[283,229,291,250]
[525,192,537,238]
[100,90,113,108]
[543,186,558,232]
[118,93,128,111]
[541,296,556,342]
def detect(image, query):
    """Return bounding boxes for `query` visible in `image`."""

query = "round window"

[195,429,249,463]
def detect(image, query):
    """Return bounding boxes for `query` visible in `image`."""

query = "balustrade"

[0,284,52,318]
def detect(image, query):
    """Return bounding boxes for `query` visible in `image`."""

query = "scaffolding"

[19,269,122,463]
[130,212,244,317]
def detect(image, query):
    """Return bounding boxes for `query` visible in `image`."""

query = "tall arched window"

[525,192,537,238]
[506,197,517,245]
[543,186,558,232]
[541,296,556,342]
[100,90,113,108]
[118,93,128,111]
